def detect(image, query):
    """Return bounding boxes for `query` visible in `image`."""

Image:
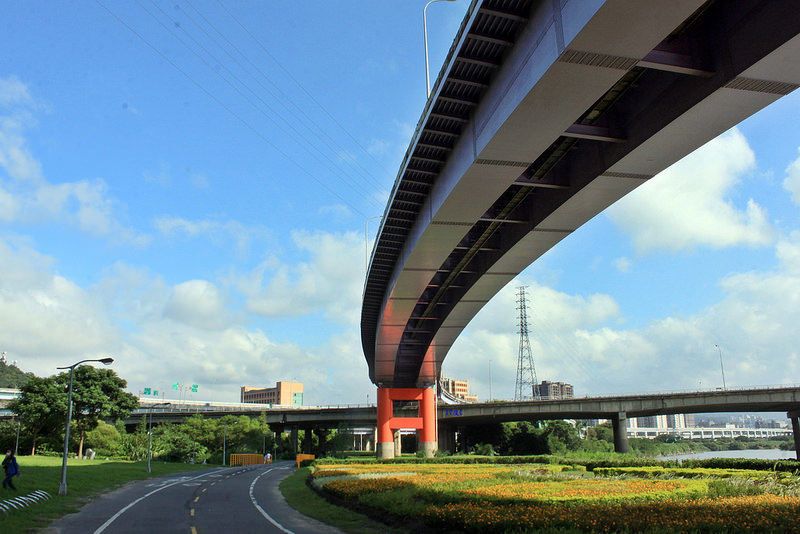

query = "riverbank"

[660,448,797,461]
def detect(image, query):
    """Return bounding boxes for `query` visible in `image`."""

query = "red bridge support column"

[377,388,394,459]
[375,386,438,459]
[419,386,437,457]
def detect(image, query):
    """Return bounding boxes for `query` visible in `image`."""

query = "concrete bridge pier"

[613,412,630,453]
[789,412,800,461]
[290,426,299,455]
[376,386,437,459]
[316,428,329,457]
[393,430,402,456]
[438,422,456,454]
[301,426,313,454]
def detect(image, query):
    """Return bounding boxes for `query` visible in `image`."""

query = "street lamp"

[147,402,171,473]
[14,418,20,456]
[715,344,727,391]
[222,421,238,466]
[424,0,457,97]
[57,357,114,496]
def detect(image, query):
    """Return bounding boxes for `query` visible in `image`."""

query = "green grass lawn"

[280,466,403,533]
[0,455,212,533]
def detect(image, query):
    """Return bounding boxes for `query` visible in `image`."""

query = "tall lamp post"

[147,402,171,473]
[424,0,457,97]
[715,344,727,391]
[13,417,20,456]
[57,357,114,496]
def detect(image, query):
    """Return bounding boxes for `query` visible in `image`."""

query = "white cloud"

[317,204,351,221]
[0,238,121,374]
[0,236,374,403]
[243,230,365,325]
[0,115,43,184]
[608,128,773,253]
[0,76,34,108]
[154,216,272,255]
[445,228,800,400]
[0,77,146,245]
[615,256,632,273]
[783,148,800,205]
[164,280,232,330]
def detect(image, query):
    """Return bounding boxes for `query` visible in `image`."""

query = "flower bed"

[594,465,769,479]
[423,495,800,532]
[310,461,800,532]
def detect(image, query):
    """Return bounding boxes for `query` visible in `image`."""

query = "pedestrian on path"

[2,450,19,490]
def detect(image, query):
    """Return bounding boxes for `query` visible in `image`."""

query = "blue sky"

[1,1,799,406]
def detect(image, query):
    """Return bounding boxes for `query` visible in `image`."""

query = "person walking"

[2,450,19,490]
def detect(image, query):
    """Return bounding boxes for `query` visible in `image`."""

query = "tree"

[7,375,66,455]
[56,366,139,458]
[0,361,35,388]
[542,420,581,454]
[85,420,123,456]
[506,421,547,455]
[460,423,510,454]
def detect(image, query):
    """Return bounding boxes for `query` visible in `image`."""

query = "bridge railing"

[129,383,800,416]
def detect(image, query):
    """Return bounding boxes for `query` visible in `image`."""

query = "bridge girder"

[362,0,800,388]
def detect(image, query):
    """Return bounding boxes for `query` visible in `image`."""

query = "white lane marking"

[93,470,222,534]
[249,467,294,534]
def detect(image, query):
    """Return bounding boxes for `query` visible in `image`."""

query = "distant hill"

[0,361,36,388]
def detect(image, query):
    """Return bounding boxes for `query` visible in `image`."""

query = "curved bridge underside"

[362,0,800,389]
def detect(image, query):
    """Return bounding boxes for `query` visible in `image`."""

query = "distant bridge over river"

[131,386,800,457]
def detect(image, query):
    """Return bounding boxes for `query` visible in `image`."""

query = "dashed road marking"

[248,468,294,534]
[93,470,222,534]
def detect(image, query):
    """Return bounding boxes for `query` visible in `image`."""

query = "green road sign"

[143,387,151,395]
[173,382,179,390]
[191,384,198,392]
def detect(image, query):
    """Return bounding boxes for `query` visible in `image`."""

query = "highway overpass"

[361,0,800,457]
[131,386,800,457]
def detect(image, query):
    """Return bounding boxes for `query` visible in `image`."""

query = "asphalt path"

[44,461,342,534]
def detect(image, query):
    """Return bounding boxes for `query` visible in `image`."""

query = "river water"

[659,449,797,461]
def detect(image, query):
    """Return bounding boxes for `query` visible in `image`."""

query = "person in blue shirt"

[2,450,19,490]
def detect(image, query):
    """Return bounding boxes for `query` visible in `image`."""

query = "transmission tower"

[515,286,540,401]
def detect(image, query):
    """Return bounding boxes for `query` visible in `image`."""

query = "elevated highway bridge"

[361,0,800,457]
[131,386,800,457]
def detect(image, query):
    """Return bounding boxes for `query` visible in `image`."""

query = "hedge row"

[677,457,800,473]
[312,454,663,470]
[312,455,800,472]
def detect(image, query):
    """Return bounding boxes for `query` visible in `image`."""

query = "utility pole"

[514,286,540,401]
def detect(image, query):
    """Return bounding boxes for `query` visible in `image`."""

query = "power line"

[95,0,381,218]
[212,0,395,182]
[136,0,384,211]
[184,0,391,195]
